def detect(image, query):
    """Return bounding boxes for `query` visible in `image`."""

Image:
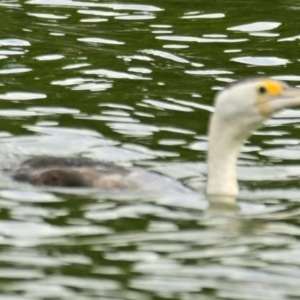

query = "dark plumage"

[14,156,130,188]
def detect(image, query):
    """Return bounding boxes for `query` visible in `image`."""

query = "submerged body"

[14,156,130,188]
[14,156,191,193]
[12,78,300,196]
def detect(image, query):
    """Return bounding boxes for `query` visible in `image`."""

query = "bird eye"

[258,86,267,94]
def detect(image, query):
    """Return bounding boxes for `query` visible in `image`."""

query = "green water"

[0,0,300,299]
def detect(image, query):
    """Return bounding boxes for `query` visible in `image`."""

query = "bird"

[207,77,300,196]
[12,77,300,196]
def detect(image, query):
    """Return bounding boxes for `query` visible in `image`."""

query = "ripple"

[186,69,233,75]
[204,34,227,38]
[130,275,201,292]
[187,140,207,151]
[35,54,64,61]
[27,106,80,114]
[25,125,105,137]
[52,77,113,91]
[47,275,120,290]
[0,190,60,203]
[163,44,189,49]
[51,77,90,86]
[78,114,138,123]
[99,103,133,110]
[27,0,163,12]
[0,221,110,240]
[0,38,30,46]
[143,99,193,112]
[49,32,65,36]
[115,14,156,20]
[62,63,90,69]
[3,125,116,158]
[84,146,153,161]
[87,205,167,222]
[260,148,300,160]
[278,35,300,42]
[78,37,124,45]
[80,17,107,22]
[82,68,151,80]
[27,12,68,19]
[108,122,159,137]
[0,68,32,74]
[0,250,89,267]
[0,50,25,55]
[9,283,75,299]
[78,9,124,17]
[0,268,42,279]
[164,98,212,111]
[224,49,242,53]
[250,32,279,37]
[0,2,22,8]
[72,82,113,91]
[157,35,247,43]
[264,138,300,145]
[140,49,189,63]
[159,139,186,146]
[152,30,173,34]
[0,92,46,101]
[123,143,178,158]
[231,56,289,66]
[102,110,130,117]
[182,12,225,19]
[160,127,196,135]
[128,67,152,74]
[170,245,248,259]
[106,250,159,261]
[228,21,281,32]
[118,54,153,62]
[272,75,300,82]
[0,109,38,117]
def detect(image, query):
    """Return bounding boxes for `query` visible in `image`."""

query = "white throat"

[206,114,252,196]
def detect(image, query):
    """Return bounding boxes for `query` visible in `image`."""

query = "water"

[0,0,300,299]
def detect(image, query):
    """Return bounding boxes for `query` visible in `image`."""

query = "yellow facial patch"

[255,80,283,116]
[261,80,283,95]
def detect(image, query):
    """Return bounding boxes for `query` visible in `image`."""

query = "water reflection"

[206,195,271,244]
[207,195,239,216]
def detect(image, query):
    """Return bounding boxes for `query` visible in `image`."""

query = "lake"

[0,0,300,299]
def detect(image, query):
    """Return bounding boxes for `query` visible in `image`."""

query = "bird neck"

[206,114,247,196]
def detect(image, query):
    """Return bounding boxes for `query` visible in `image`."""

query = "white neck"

[206,114,248,196]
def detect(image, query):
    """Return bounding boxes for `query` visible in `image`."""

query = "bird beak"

[257,86,300,116]
[271,86,300,111]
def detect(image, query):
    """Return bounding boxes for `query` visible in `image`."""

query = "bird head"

[207,78,300,197]
[213,78,300,137]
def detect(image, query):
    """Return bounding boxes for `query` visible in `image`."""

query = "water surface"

[0,0,300,299]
